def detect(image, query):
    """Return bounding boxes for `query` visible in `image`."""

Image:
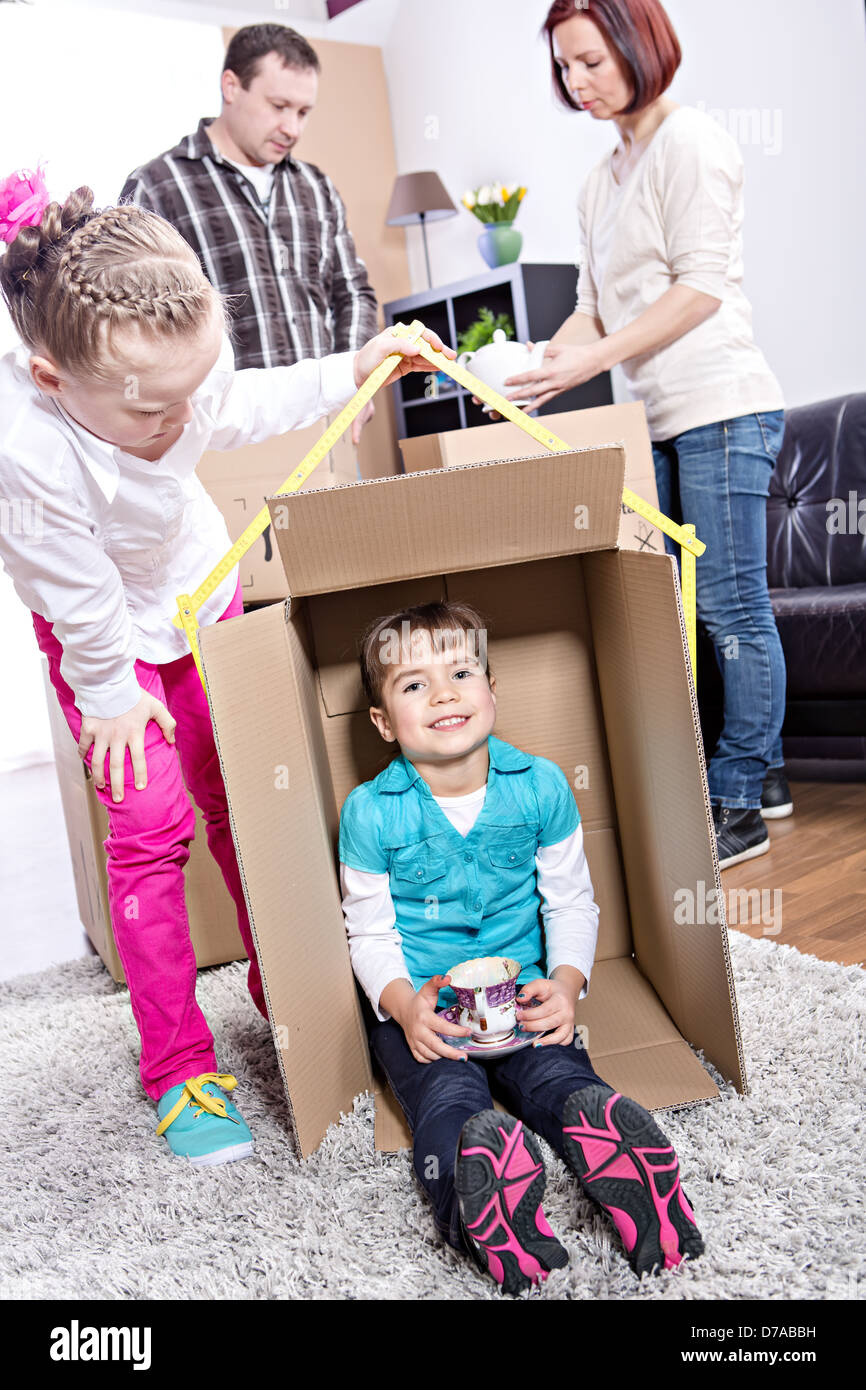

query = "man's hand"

[516,975,580,1047]
[503,341,607,411]
[351,398,375,446]
[353,325,455,391]
[78,691,177,803]
[391,974,472,1064]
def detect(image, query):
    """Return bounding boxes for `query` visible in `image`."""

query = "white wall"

[382,0,866,409]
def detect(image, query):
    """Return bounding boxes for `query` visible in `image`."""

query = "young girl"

[339,600,704,1292]
[0,175,449,1166]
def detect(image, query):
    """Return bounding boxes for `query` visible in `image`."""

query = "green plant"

[456,308,515,355]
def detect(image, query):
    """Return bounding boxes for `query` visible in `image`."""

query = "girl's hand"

[516,977,577,1048]
[503,341,607,411]
[353,325,456,391]
[78,691,177,803]
[398,974,472,1064]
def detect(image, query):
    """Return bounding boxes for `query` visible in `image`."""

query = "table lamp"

[386,171,457,289]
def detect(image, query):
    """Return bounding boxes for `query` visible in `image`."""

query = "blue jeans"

[370,1018,607,1251]
[652,410,787,809]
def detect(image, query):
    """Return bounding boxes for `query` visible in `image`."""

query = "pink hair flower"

[0,167,51,245]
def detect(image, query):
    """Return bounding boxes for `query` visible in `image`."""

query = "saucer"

[435,1005,537,1059]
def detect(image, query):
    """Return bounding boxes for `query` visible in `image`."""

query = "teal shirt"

[338,736,580,1008]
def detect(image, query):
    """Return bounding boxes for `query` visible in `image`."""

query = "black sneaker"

[712,804,770,870]
[761,765,794,820]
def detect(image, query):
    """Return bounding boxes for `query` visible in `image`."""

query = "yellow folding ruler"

[175,319,705,682]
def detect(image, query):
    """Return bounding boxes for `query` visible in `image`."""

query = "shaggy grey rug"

[2,931,863,1301]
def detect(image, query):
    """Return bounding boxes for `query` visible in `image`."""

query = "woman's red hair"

[542,0,681,114]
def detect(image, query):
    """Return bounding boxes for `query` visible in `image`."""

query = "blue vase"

[477,221,523,269]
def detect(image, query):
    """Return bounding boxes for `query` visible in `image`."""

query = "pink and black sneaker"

[455,1110,569,1294]
[562,1085,704,1277]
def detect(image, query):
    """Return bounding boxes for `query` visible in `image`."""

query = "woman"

[506,0,791,869]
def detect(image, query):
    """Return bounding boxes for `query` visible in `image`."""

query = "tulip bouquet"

[461,183,527,225]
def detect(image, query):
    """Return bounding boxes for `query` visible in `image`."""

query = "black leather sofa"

[768,393,866,775]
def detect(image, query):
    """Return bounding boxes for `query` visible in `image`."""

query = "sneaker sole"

[717,835,771,870]
[760,802,793,820]
[562,1086,704,1277]
[184,1141,255,1167]
[456,1111,568,1294]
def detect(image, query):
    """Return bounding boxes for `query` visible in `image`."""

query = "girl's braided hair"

[0,186,223,378]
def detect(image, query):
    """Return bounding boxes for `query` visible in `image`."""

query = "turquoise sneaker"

[156,1073,254,1166]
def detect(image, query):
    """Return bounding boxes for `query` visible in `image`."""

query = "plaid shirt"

[120,118,379,369]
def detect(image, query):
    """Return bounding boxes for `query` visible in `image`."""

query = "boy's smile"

[429,714,470,731]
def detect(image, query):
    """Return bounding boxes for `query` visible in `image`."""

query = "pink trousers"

[34,580,267,1101]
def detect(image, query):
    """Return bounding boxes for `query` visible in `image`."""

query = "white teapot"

[457,329,549,404]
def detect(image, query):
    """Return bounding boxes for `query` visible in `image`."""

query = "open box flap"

[584,549,747,1094]
[266,447,625,597]
[200,601,373,1159]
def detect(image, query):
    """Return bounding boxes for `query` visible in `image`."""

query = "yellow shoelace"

[155,1072,241,1136]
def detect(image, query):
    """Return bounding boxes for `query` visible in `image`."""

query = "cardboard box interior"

[200,445,745,1159]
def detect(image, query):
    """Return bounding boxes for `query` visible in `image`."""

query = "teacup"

[447,955,521,1044]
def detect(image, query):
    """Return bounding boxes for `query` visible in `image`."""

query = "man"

[121,23,378,439]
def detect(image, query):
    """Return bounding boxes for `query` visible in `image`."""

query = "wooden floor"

[722,780,866,966]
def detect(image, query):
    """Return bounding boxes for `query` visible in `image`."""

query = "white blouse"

[577,105,784,441]
[340,785,600,1022]
[0,336,356,718]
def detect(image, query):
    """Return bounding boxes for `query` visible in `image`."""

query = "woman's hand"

[78,691,177,803]
[354,325,456,391]
[394,974,472,1064]
[503,341,607,411]
[516,976,579,1047]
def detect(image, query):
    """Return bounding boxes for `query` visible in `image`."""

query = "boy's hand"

[353,325,455,391]
[516,976,579,1048]
[396,974,472,1064]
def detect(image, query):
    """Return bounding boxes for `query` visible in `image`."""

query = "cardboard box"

[198,418,746,1160]
[399,402,665,558]
[42,661,247,984]
[197,414,362,603]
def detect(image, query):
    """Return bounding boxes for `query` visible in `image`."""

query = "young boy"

[339,600,703,1293]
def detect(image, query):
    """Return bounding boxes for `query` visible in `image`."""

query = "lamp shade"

[385,172,457,227]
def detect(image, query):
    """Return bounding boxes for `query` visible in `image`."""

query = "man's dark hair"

[223,24,320,89]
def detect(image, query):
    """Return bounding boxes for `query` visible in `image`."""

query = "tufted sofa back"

[767,394,866,589]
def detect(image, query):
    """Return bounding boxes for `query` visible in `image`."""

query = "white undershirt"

[340,785,599,1021]
[430,784,487,835]
[228,159,275,207]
